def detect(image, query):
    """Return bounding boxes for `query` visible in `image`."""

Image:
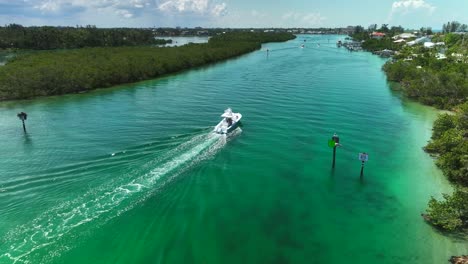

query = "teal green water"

[0,35,466,263]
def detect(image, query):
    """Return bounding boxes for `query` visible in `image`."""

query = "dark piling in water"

[17,112,27,133]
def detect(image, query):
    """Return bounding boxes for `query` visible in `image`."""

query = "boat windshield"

[221,108,233,118]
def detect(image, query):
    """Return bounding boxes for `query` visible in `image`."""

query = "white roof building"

[392,33,416,40]
[424,42,435,48]
[407,37,430,46]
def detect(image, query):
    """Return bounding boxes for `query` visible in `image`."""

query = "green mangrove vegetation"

[425,187,468,231]
[426,104,468,187]
[353,21,468,231]
[424,102,468,230]
[383,41,467,109]
[0,32,295,100]
[0,24,170,50]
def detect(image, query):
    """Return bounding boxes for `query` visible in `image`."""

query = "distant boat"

[214,108,242,134]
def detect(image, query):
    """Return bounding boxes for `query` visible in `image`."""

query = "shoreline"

[0,33,465,263]
[450,255,468,264]
[0,32,295,102]
[362,41,467,261]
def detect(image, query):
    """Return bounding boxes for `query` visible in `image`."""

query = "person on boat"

[227,118,233,126]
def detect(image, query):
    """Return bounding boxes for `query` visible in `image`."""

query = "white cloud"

[34,0,60,12]
[158,0,207,13]
[211,3,226,16]
[5,0,228,26]
[28,0,157,21]
[32,0,97,13]
[32,0,154,14]
[130,0,148,8]
[157,0,226,16]
[391,0,436,15]
[282,12,326,27]
[387,0,436,25]
[115,9,133,18]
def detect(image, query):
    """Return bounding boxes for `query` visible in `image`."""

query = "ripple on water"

[0,35,463,263]
[0,130,239,263]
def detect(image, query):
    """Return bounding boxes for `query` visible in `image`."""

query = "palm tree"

[17,112,27,132]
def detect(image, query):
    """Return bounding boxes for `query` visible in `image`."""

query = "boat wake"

[0,129,240,263]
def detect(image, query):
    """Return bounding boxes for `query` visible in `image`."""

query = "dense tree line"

[423,102,468,230]
[383,45,468,109]
[0,32,295,100]
[361,38,402,52]
[379,28,467,232]
[425,103,468,186]
[351,24,405,52]
[443,21,468,33]
[208,31,294,44]
[365,21,468,233]
[0,24,170,50]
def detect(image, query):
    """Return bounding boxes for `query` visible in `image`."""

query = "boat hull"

[214,113,242,134]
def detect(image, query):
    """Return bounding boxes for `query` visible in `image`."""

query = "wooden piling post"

[360,161,365,178]
[329,133,340,168]
[17,112,28,133]
[332,146,337,168]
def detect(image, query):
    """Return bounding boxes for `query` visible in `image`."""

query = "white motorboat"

[214,108,242,134]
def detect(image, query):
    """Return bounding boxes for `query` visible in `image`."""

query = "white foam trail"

[0,131,233,264]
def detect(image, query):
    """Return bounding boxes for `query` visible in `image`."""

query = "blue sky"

[0,0,466,29]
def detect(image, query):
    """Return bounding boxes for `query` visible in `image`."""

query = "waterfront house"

[424,42,435,48]
[370,32,386,39]
[424,41,445,48]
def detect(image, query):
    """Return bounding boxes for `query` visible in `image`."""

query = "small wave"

[0,131,234,263]
[0,132,208,199]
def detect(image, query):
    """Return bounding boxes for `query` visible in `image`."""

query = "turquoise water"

[0,35,466,263]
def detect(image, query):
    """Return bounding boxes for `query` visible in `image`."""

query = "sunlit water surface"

[0,35,466,264]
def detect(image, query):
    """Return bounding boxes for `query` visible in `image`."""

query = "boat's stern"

[214,120,228,134]
[215,126,228,134]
